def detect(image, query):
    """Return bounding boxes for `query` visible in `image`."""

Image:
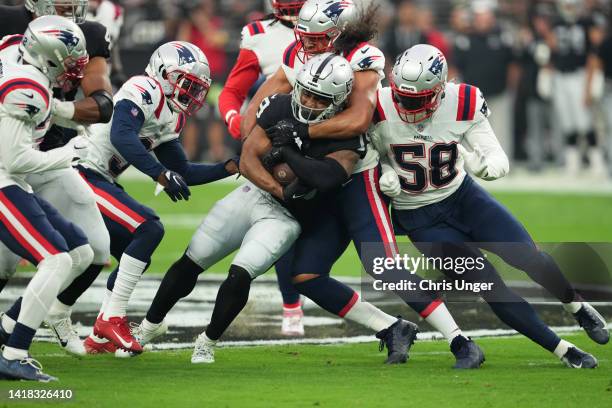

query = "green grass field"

[0,334,610,408]
[112,180,612,276]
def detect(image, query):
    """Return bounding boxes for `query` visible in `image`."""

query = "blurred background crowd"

[2,0,612,180]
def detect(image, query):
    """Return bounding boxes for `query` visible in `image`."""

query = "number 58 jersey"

[83,75,185,181]
[371,82,490,210]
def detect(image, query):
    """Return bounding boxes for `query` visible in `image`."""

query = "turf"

[0,333,610,408]
[116,180,612,276]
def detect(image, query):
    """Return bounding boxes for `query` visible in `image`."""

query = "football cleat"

[0,355,57,382]
[93,316,142,354]
[83,335,117,354]
[133,319,168,346]
[561,347,598,368]
[45,316,85,357]
[573,303,609,345]
[281,307,305,337]
[375,318,419,364]
[450,335,485,369]
[191,333,216,364]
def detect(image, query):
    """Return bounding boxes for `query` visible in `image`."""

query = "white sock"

[200,332,217,345]
[47,300,71,321]
[142,318,161,332]
[562,301,582,314]
[343,296,397,332]
[3,345,28,361]
[553,339,573,358]
[1,313,16,334]
[103,254,146,319]
[99,289,113,318]
[423,302,462,344]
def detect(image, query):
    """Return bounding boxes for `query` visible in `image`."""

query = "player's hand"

[226,111,242,140]
[52,98,75,120]
[65,135,90,161]
[157,170,191,202]
[261,146,285,170]
[266,119,309,148]
[282,180,315,203]
[224,156,240,175]
[458,144,488,178]
[379,170,402,197]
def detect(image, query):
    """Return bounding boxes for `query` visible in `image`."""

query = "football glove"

[261,146,285,171]
[158,170,191,202]
[283,180,315,203]
[457,144,488,178]
[379,165,402,198]
[266,119,309,148]
[226,111,242,140]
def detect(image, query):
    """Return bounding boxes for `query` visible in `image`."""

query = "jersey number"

[391,143,458,193]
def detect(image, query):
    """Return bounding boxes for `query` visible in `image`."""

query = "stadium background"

[0,1,611,406]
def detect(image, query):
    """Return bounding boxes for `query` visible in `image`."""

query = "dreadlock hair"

[333,3,380,55]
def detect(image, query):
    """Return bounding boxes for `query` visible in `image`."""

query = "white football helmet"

[25,0,89,24]
[391,44,448,124]
[295,0,357,61]
[292,52,354,123]
[20,15,89,92]
[145,41,212,116]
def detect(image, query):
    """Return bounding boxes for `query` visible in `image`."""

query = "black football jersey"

[551,17,592,72]
[0,5,111,151]
[256,93,367,159]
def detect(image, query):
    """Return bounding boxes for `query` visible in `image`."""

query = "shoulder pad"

[282,41,300,69]
[119,76,166,119]
[240,20,267,49]
[346,43,385,73]
[453,83,490,122]
[0,77,50,124]
[0,34,23,52]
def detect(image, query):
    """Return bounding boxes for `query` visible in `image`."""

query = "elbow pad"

[91,90,114,123]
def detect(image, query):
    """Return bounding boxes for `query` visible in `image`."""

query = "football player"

[87,0,126,88]
[0,16,92,382]
[242,0,483,368]
[218,0,307,336]
[0,0,114,356]
[373,44,605,368]
[74,41,238,355]
[137,54,418,365]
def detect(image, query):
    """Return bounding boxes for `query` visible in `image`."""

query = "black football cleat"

[375,318,419,364]
[561,347,598,369]
[450,336,485,369]
[573,303,609,345]
[0,355,58,382]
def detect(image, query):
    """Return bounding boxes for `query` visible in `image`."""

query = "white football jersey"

[87,0,123,49]
[371,82,491,210]
[281,41,386,175]
[0,37,63,191]
[241,19,295,79]
[83,75,185,181]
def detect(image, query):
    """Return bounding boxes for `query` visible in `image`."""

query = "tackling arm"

[460,119,510,181]
[240,125,285,200]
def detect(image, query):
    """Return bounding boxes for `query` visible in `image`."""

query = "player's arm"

[241,67,292,139]
[460,119,510,181]
[0,116,73,175]
[154,139,238,186]
[308,70,380,139]
[218,48,262,139]
[240,125,285,200]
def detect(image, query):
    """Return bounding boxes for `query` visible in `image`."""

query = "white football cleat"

[133,319,168,346]
[191,333,216,364]
[281,307,305,337]
[45,316,85,357]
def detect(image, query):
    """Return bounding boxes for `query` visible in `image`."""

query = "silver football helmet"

[391,44,448,124]
[271,0,307,22]
[295,0,357,61]
[145,41,212,116]
[25,0,89,24]
[20,16,89,92]
[292,53,354,124]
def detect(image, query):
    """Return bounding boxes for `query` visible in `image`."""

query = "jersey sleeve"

[239,21,267,51]
[116,76,165,121]
[0,34,23,52]
[281,41,300,86]
[0,78,51,125]
[218,48,261,122]
[255,94,288,130]
[82,21,111,58]
[346,43,386,78]
[455,83,490,124]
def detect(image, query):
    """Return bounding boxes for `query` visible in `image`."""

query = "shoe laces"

[53,317,79,340]
[129,322,142,341]
[193,336,214,358]
[20,357,43,372]
[110,317,133,339]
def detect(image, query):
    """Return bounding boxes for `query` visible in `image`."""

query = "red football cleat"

[93,316,143,354]
[83,335,117,354]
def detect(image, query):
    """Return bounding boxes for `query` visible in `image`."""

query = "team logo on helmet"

[428,54,445,80]
[323,1,352,24]
[172,43,196,66]
[134,84,153,105]
[41,29,81,51]
[357,55,381,70]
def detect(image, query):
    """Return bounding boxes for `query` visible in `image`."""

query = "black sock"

[0,279,7,293]
[5,297,22,321]
[146,253,203,324]
[205,265,252,341]
[57,264,105,307]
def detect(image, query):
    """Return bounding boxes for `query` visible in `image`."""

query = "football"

[272,163,296,186]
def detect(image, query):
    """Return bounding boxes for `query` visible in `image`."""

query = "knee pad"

[69,245,94,274]
[89,227,111,265]
[39,252,73,287]
[226,265,252,296]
